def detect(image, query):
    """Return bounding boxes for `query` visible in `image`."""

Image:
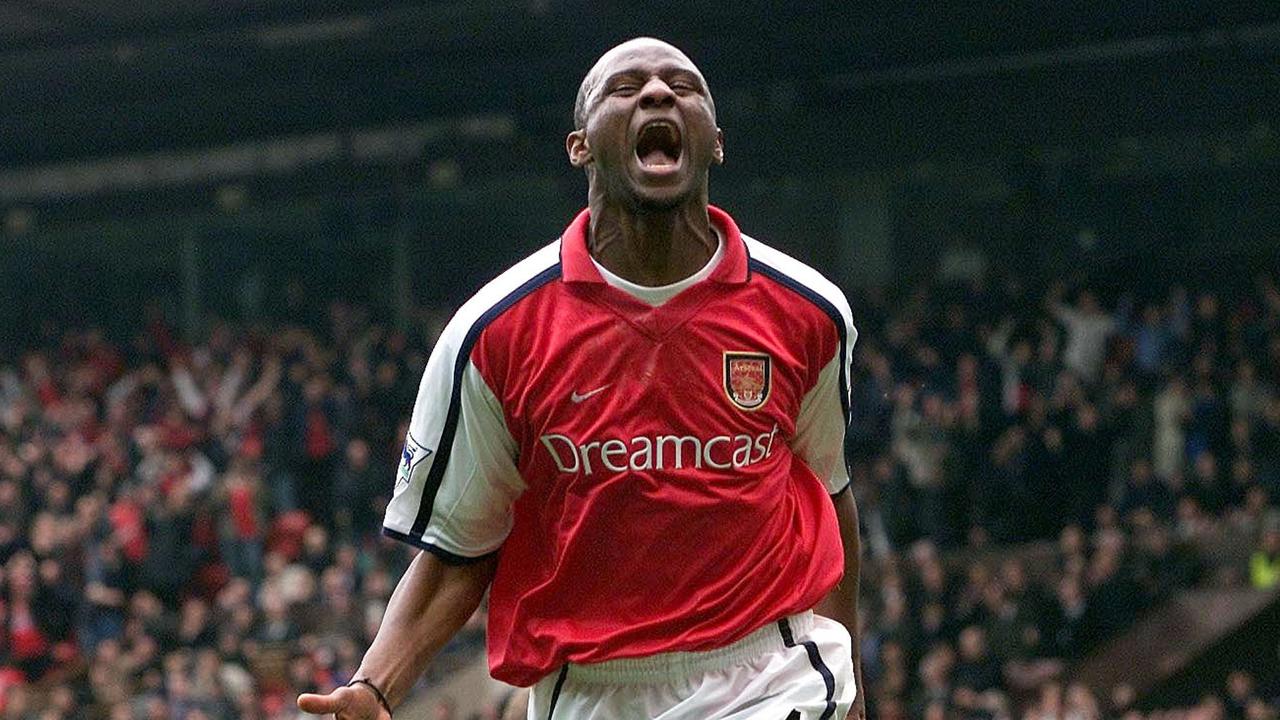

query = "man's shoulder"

[435,239,562,352]
[742,234,855,337]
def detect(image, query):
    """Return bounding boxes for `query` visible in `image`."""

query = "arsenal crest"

[724,352,772,411]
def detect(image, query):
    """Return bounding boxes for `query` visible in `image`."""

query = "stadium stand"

[0,266,1277,718]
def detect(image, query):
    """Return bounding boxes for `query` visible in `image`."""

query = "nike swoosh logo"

[571,385,611,403]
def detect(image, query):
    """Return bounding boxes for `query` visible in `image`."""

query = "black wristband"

[347,678,393,717]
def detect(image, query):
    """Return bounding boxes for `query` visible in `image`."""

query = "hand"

[297,684,391,720]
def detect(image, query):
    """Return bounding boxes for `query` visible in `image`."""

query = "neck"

[586,192,717,287]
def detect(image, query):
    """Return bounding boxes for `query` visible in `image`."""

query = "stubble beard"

[590,155,704,216]
[609,168,694,215]
[627,191,687,214]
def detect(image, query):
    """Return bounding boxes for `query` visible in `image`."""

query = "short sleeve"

[792,314,857,495]
[382,338,524,563]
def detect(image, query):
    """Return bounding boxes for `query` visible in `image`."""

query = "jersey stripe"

[407,248,562,540]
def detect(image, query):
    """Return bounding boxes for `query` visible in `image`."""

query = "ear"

[713,128,725,165]
[566,130,592,168]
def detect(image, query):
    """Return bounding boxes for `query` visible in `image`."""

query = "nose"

[638,76,676,110]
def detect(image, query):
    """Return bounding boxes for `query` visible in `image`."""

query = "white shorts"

[527,612,856,720]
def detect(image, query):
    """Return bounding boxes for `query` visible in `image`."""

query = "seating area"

[1,268,1278,718]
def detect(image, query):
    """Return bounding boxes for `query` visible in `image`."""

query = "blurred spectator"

[1049,288,1117,384]
[1130,304,1176,379]
[333,438,382,540]
[217,460,265,584]
[1118,459,1176,521]
[1025,681,1066,720]
[1064,682,1102,720]
[82,537,130,650]
[953,625,1001,694]
[892,388,951,542]
[1047,574,1092,658]
[1153,376,1191,481]
[1224,670,1259,720]
[1083,539,1142,641]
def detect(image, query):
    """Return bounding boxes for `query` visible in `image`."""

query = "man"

[299,37,864,720]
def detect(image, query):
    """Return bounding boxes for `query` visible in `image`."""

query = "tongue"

[641,148,677,167]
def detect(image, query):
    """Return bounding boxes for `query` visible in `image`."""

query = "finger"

[297,691,344,715]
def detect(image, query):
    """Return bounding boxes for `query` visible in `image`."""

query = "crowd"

[0,305,508,719]
[0,261,1277,719]
[846,267,1280,719]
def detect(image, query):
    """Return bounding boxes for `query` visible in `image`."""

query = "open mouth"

[635,120,682,169]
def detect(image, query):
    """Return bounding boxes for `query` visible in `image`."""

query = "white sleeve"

[740,235,858,494]
[793,295,858,495]
[382,239,558,561]
[792,348,853,495]
[382,341,524,562]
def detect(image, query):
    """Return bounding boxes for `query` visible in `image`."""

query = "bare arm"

[230,355,281,426]
[298,550,497,718]
[816,488,866,720]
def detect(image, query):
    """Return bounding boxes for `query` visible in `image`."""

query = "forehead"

[590,40,703,81]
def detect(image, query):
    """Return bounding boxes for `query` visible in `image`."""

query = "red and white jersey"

[383,205,857,687]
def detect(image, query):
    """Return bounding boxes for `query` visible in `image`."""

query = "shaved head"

[573,37,714,129]
[565,35,723,213]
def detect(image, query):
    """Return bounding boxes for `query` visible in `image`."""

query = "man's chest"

[478,288,823,465]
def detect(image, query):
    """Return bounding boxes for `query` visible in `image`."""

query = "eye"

[609,83,639,95]
[670,76,701,93]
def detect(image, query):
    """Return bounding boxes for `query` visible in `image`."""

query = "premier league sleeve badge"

[396,432,434,493]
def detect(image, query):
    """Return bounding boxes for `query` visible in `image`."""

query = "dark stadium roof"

[3,1,1278,171]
